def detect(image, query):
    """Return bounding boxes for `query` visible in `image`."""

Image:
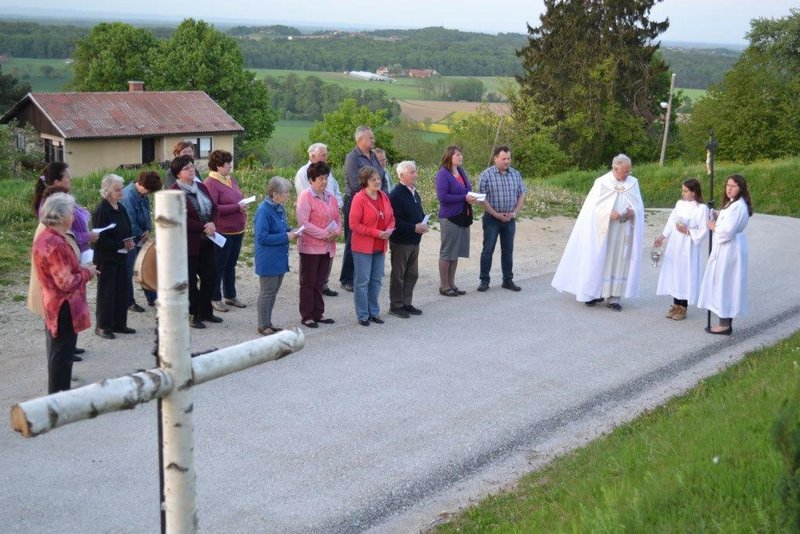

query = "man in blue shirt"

[477,145,526,292]
[121,171,162,311]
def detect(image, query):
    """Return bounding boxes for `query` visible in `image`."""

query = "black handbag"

[447,202,473,227]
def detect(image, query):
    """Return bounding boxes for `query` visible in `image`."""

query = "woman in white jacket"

[697,174,754,335]
[654,178,709,321]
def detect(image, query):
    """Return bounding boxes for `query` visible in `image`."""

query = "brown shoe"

[666,304,678,319]
[671,305,687,321]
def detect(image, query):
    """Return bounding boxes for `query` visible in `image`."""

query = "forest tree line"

[0,20,738,87]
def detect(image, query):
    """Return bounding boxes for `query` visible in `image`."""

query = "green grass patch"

[678,87,707,102]
[438,331,800,532]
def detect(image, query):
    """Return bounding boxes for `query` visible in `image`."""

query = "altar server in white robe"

[654,178,709,321]
[552,154,645,311]
[697,174,753,335]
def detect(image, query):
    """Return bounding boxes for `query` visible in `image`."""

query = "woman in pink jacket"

[296,161,341,328]
[349,167,395,326]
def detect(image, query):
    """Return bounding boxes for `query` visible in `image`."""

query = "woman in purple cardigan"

[204,150,247,312]
[435,145,478,296]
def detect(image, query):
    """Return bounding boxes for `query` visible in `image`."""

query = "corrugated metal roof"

[16,91,244,139]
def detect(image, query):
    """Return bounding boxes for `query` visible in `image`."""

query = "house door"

[142,138,156,164]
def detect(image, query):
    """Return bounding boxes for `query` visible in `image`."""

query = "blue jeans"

[479,214,516,284]
[214,233,243,301]
[353,251,384,321]
[126,245,157,305]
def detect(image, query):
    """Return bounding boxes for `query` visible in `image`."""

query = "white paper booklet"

[421,214,430,225]
[94,223,117,233]
[80,249,93,265]
[210,232,228,248]
[239,195,256,205]
[467,192,486,201]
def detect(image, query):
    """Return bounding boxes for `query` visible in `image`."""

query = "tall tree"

[147,19,276,144]
[517,0,670,168]
[0,64,31,112]
[681,9,800,162]
[69,22,156,91]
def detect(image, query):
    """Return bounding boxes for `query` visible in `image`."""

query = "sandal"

[301,319,318,328]
[317,318,335,324]
[439,288,459,297]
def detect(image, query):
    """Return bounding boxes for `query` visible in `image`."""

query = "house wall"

[160,134,235,162]
[65,138,141,177]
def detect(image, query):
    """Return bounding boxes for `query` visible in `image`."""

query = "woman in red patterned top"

[33,193,97,393]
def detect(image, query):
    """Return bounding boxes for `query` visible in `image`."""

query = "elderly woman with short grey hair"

[33,193,97,392]
[253,176,299,335]
[92,174,136,339]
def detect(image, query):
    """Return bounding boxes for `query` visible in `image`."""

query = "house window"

[14,132,27,151]
[183,136,212,158]
[44,139,64,163]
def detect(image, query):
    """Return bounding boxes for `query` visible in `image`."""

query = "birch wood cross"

[9,191,304,533]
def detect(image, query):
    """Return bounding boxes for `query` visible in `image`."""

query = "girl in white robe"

[697,174,753,335]
[654,178,709,320]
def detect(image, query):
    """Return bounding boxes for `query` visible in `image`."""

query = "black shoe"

[112,326,136,334]
[501,281,521,292]
[369,316,384,324]
[318,317,335,324]
[705,326,732,335]
[403,305,423,315]
[74,347,86,355]
[72,354,83,362]
[202,315,223,323]
[439,287,459,297]
[606,303,623,311]
[95,328,115,339]
[190,316,206,329]
[451,286,466,295]
[302,319,319,328]
[341,282,354,292]
[147,300,157,307]
[359,319,370,327]
[128,303,145,313]
[584,297,605,307]
[477,281,489,292]
[322,288,339,297]
[390,307,410,318]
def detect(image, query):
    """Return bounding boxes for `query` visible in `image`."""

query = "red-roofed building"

[1,82,244,177]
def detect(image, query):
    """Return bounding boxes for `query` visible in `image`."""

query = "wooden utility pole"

[659,73,677,166]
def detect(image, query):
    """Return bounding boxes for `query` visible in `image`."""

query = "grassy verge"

[437,331,800,532]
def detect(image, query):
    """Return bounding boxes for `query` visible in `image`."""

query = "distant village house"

[1,81,244,177]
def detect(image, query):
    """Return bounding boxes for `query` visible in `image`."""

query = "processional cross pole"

[705,130,718,330]
[10,190,305,533]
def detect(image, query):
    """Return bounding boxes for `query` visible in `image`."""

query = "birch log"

[192,329,304,385]
[10,370,174,437]
[155,190,198,533]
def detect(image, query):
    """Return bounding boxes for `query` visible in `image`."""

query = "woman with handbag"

[434,145,477,296]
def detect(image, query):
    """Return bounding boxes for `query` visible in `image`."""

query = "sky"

[0,0,797,45]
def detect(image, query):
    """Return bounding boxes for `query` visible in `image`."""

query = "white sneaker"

[211,300,229,312]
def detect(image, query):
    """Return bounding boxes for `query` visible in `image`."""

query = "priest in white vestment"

[654,178,709,321]
[697,174,753,335]
[551,154,645,311]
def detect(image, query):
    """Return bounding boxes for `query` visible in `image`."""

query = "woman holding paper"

[296,161,341,328]
[33,193,97,392]
[434,145,477,297]
[91,174,135,339]
[254,177,298,335]
[204,149,247,312]
[170,155,221,329]
[349,166,395,326]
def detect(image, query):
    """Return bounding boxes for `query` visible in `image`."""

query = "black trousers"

[46,301,76,393]
[389,242,419,309]
[188,239,217,319]
[96,260,129,330]
[299,253,331,321]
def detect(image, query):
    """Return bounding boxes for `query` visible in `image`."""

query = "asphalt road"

[1,213,798,533]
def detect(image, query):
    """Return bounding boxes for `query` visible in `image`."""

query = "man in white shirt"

[295,143,344,296]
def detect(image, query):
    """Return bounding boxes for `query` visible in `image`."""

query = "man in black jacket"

[388,161,429,318]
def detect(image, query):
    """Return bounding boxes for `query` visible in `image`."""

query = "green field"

[3,57,73,92]
[678,87,707,102]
